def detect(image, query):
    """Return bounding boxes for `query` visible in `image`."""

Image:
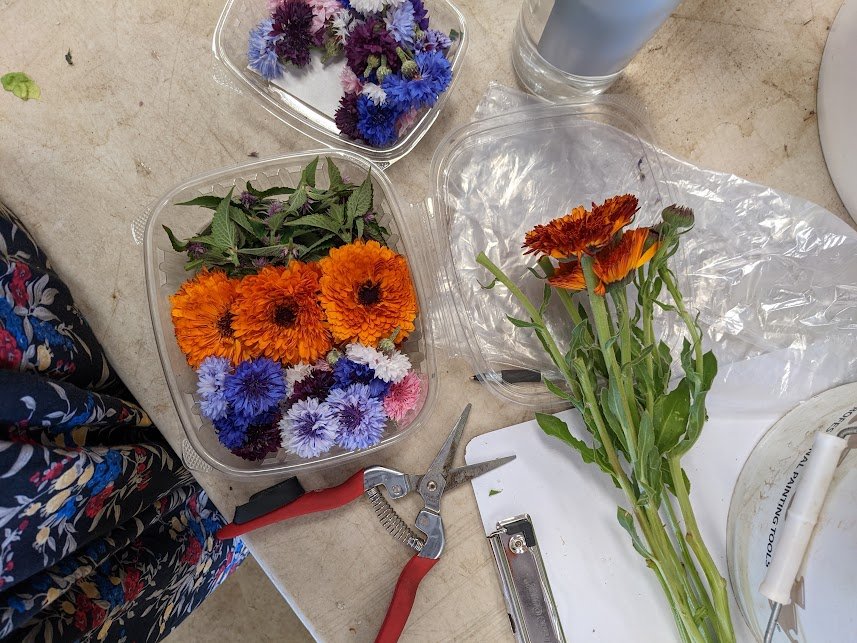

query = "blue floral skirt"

[0,202,248,642]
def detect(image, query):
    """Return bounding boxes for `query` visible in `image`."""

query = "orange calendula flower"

[547,228,658,296]
[318,240,418,345]
[170,270,247,368]
[523,195,639,258]
[594,227,659,288]
[232,262,332,364]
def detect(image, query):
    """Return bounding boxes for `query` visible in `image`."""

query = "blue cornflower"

[356,94,402,147]
[384,1,415,47]
[248,19,284,80]
[214,413,250,450]
[282,397,339,458]
[332,358,389,397]
[382,51,452,111]
[224,357,286,419]
[328,383,387,450]
[415,28,452,53]
[197,356,231,421]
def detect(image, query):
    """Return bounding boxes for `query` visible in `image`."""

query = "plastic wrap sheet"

[440,83,857,404]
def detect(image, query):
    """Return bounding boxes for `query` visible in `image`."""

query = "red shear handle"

[216,469,365,540]
[375,555,439,643]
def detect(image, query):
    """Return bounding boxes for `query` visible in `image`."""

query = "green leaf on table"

[2,72,40,101]
[162,225,188,252]
[488,489,502,497]
[211,189,237,250]
[449,29,460,42]
[617,507,652,558]
[176,195,223,209]
[346,174,373,223]
[654,378,690,453]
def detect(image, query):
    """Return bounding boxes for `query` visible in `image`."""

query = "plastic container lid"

[425,96,674,408]
[212,0,468,168]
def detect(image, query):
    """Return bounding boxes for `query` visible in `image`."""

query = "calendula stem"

[611,288,640,418]
[660,267,704,372]
[476,253,574,383]
[669,457,736,642]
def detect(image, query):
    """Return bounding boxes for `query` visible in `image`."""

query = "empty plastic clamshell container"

[212,0,468,168]
[139,97,672,476]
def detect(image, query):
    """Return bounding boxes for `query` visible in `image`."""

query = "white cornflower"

[349,0,386,15]
[361,82,388,105]
[345,343,410,383]
[285,362,313,386]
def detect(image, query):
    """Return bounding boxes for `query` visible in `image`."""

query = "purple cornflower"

[271,0,315,67]
[224,357,286,419]
[384,1,415,47]
[335,92,361,140]
[248,19,284,80]
[197,356,232,421]
[344,18,401,78]
[328,384,387,450]
[239,191,259,207]
[415,29,451,53]
[332,358,389,397]
[382,50,451,110]
[288,367,335,404]
[214,413,250,450]
[187,242,206,259]
[282,398,339,457]
[410,0,429,30]
[356,94,402,147]
[230,410,282,461]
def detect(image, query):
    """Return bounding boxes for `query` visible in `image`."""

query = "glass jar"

[512,0,682,99]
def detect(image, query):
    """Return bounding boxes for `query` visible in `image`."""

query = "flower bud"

[376,64,392,82]
[326,348,342,365]
[366,54,380,69]
[377,337,395,353]
[401,60,419,79]
[661,204,695,229]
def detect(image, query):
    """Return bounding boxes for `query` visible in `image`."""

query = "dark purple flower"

[214,413,250,450]
[344,18,401,79]
[335,92,361,139]
[289,368,335,404]
[230,410,282,461]
[266,201,284,218]
[415,29,451,53]
[411,0,429,30]
[239,191,259,207]
[187,242,205,259]
[271,0,315,67]
[251,257,270,269]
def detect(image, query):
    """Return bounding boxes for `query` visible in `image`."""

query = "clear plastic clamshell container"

[425,95,674,409]
[212,0,468,167]
[139,151,438,477]
[137,96,672,476]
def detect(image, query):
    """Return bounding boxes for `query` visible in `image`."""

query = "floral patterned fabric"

[0,201,247,642]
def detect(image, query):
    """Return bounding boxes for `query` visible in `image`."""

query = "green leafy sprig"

[163,157,389,276]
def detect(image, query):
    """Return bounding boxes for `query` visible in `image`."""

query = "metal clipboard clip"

[488,514,566,643]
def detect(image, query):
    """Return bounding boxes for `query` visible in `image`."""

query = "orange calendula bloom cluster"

[232,262,332,364]
[523,195,639,259]
[548,227,659,295]
[318,240,418,345]
[170,270,248,368]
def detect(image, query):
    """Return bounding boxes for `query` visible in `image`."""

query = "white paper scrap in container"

[463,342,857,642]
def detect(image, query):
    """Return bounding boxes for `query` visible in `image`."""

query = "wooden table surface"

[1,0,851,640]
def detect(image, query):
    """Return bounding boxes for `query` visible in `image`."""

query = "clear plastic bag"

[429,83,857,408]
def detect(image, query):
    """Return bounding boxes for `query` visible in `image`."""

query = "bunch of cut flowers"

[248,0,456,147]
[164,157,423,462]
[477,196,736,642]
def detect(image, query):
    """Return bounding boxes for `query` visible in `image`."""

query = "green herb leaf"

[211,189,237,250]
[284,213,343,235]
[301,156,319,187]
[346,174,373,223]
[2,72,40,101]
[449,29,460,42]
[176,195,224,209]
[326,158,343,188]
[355,216,364,240]
[162,225,189,252]
[505,315,539,329]
[229,205,265,238]
[488,489,502,497]
[536,413,599,466]
[236,245,290,257]
[289,187,308,211]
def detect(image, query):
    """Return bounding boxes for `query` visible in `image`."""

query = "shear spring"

[366,487,424,552]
